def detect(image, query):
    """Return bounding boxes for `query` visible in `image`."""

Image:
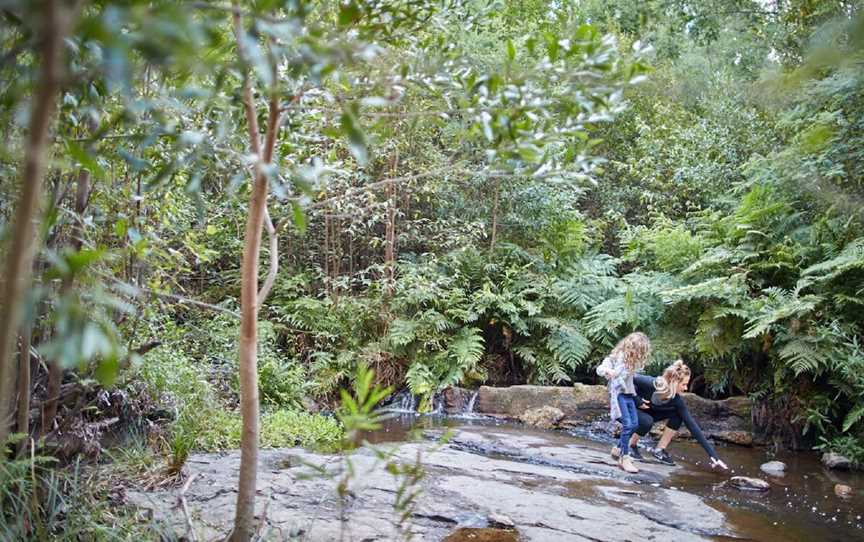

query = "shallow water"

[362,413,864,542]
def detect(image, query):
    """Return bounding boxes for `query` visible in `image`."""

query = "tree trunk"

[42,168,90,436]
[15,327,33,456]
[384,151,399,297]
[0,0,70,448]
[489,177,500,252]
[231,7,281,539]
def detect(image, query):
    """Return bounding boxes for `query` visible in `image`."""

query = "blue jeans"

[617,393,639,456]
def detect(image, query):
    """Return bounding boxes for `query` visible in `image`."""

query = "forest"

[1,0,863,540]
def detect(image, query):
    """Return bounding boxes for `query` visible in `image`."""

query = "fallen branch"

[178,472,200,542]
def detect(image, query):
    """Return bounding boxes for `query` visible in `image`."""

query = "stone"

[487,513,515,528]
[711,430,754,446]
[126,426,720,541]
[760,461,786,476]
[822,452,854,470]
[834,484,853,498]
[519,406,565,429]
[474,384,754,446]
[476,384,608,419]
[442,387,476,414]
[729,476,770,492]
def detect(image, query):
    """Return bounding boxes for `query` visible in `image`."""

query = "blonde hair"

[654,359,692,401]
[610,332,652,373]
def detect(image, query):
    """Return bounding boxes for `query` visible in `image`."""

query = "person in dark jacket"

[626,361,728,469]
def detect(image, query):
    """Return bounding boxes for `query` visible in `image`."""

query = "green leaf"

[66,141,106,179]
[292,201,308,234]
[506,39,516,62]
[340,106,368,165]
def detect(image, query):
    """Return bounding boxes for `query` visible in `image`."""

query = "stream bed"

[130,412,863,541]
[362,413,864,542]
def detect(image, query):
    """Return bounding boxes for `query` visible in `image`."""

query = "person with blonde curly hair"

[596,332,652,473]
[627,360,729,470]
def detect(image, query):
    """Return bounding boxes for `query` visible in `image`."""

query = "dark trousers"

[634,395,685,437]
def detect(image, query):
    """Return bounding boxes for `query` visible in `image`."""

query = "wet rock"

[444,528,519,542]
[729,476,770,492]
[442,387,476,414]
[834,484,853,498]
[477,385,754,446]
[822,452,854,470]
[711,430,753,446]
[487,513,515,528]
[477,384,608,420]
[760,461,786,476]
[519,406,564,429]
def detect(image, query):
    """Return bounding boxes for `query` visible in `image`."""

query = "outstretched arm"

[675,397,719,460]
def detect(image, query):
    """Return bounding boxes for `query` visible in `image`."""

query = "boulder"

[441,387,477,414]
[822,452,854,470]
[476,384,608,420]
[474,384,754,446]
[519,406,565,429]
[760,461,786,476]
[834,484,853,498]
[729,476,770,492]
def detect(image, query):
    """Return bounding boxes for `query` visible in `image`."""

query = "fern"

[446,327,485,369]
[387,318,419,348]
[843,404,864,433]
[537,318,591,372]
[799,237,864,289]
[742,288,823,339]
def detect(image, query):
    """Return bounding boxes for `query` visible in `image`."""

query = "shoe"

[619,455,639,473]
[652,448,676,466]
[629,445,644,461]
[611,446,621,459]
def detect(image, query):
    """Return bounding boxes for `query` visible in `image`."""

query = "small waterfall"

[464,391,479,414]
[383,390,418,413]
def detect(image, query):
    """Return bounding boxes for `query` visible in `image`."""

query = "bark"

[231,7,282,540]
[384,151,398,297]
[489,177,500,252]
[42,167,90,436]
[15,329,32,456]
[0,0,71,447]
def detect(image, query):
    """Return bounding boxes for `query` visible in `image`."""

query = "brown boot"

[619,455,640,473]
[611,446,621,459]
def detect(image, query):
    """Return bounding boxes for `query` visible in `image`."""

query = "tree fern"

[742,288,823,339]
[799,237,864,289]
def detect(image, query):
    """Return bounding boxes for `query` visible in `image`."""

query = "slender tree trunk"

[42,168,90,436]
[0,0,70,448]
[231,7,281,539]
[384,151,398,297]
[15,326,32,456]
[489,177,500,252]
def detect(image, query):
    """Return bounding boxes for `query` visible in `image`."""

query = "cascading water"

[465,391,479,414]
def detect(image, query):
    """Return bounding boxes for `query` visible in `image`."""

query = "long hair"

[610,332,652,373]
[654,359,692,401]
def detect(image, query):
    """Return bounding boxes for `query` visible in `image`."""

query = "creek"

[361,409,864,542]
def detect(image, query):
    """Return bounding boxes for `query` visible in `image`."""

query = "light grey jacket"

[596,353,637,421]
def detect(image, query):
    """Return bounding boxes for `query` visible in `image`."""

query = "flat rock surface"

[128,425,738,541]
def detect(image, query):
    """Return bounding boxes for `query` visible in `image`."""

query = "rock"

[475,384,754,446]
[729,476,770,492]
[519,406,564,429]
[822,452,854,470]
[760,461,786,476]
[834,484,853,498]
[487,513,515,528]
[442,387,476,414]
[477,384,608,420]
[711,430,753,446]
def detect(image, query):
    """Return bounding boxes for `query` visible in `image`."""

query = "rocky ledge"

[447,384,754,446]
[128,425,739,541]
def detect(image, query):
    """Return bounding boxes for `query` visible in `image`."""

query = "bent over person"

[628,361,728,470]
